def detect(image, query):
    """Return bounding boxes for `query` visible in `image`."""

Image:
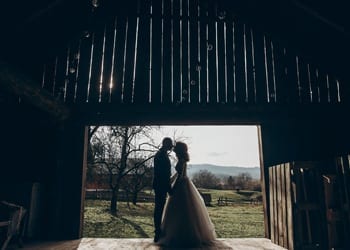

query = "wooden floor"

[8,238,287,250]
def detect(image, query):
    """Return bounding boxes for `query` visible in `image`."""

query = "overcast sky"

[152,125,260,168]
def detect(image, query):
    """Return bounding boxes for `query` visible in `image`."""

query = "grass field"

[83,189,264,238]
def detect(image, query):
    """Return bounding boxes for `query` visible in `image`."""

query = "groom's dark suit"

[153,147,172,240]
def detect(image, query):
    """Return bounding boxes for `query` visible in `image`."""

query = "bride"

[157,141,217,248]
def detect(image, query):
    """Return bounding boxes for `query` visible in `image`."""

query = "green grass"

[83,189,264,238]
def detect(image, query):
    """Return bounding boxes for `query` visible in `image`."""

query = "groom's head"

[162,137,173,151]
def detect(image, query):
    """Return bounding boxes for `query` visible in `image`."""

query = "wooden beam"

[0,60,70,121]
[73,102,349,126]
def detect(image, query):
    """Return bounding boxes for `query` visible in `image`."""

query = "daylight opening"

[83,125,264,239]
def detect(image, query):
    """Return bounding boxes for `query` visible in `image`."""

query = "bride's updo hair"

[174,141,190,162]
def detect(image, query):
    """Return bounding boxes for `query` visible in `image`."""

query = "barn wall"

[261,118,350,167]
[0,107,59,240]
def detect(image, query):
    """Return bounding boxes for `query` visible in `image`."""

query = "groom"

[152,137,173,242]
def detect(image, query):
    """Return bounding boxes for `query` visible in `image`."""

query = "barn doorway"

[82,125,266,239]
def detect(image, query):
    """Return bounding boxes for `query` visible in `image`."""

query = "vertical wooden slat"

[285,163,294,250]
[327,74,339,103]
[216,8,226,103]
[150,1,162,103]
[162,0,172,103]
[172,0,181,103]
[195,0,202,103]
[189,0,199,103]
[123,14,138,103]
[234,21,245,103]
[88,27,104,103]
[252,30,267,104]
[280,48,296,104]
[100,23,113,103]
[263,36,275,103]
[276,165,283,245]
[270,41,277,103]
[111,17,127,103]
[297,57,311,103]
[134,1,151,103]
[74,32,91,103]
[281,164,287,248]
[269,166,275,243]
[257,127,269,239]
[272,41,286,103]
[244,25,255,103]
[207,0,217,103]
[198,0,207,103]
[313,68,322,103]
[316,69,329,104]
[306,63,315,103]
[68,41,81,103]
[224,20,234,103]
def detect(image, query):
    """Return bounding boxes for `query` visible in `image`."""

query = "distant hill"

[186,164,260,179]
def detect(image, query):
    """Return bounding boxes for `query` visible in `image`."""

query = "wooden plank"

[75,30,94,103]
[297,57,311,103]
[285,163,294,250]
[188,0,199,103]
[257,127,270,239]
[233,20,246,104]
[99,19,115,103]
[64,41,81,103]
[122,14,138,104]
[110,16,128,103]
[277,165,283,246]
[133,1,151,104]
[172,0,181,104]
[251,30,267,104]
[88,24,104,103]
[316,69,329,104]
[244,25,256,104]
[269,166,275,243]
[224,20,234,104]
[307,63,319,103]
[216,10,226,103]
[281,164,287,248]
[283,48,298,104]
[272,42,287,104]
[198,0,207,103]
[161,0,172,104]
[150,0,162,103]
[327,74,339,103]
[263,36,275,103]
[207,0,217,103]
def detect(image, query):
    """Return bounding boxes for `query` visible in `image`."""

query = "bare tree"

[234,172,253,190]
[89,126,158,214]
[121,158,153,205]
[192,170,220,189]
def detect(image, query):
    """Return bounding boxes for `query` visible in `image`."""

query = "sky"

[152,125,260,168]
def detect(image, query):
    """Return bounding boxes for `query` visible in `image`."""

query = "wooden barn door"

[268,161,329,250]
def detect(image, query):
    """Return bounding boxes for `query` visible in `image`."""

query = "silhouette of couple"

[152,137,217,248]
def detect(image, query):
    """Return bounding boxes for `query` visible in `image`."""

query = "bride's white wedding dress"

[157,159,217,248]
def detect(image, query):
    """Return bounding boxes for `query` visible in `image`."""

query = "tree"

[192,170,220,189]
[89,126,158,214]
[234,172,253,190]
[121,157,153,205]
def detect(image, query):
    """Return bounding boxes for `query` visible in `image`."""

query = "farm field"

[83,189,264,238]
